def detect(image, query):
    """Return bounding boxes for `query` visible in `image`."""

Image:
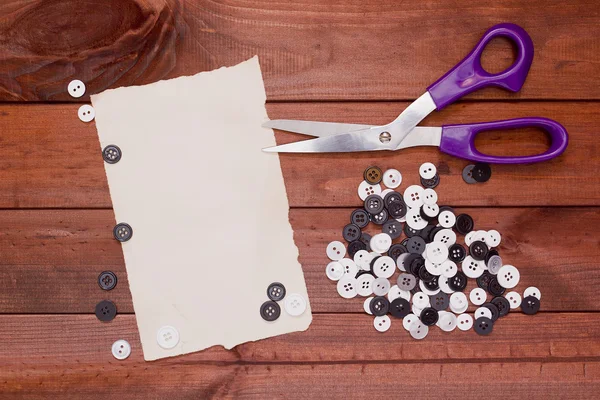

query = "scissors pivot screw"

[379,131,391,143]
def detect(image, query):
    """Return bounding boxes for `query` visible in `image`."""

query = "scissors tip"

[262,146,278,153]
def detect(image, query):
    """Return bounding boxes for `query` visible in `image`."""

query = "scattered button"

[469,288,487,306]
[356,273,375,296]
[371,209,389,225]
[382,169,402,188]
[469,240,489,261]
[374,315,391,332]
[450,292,468,311]
[354,250,374,270]
[475,306,493,320]
[98,271,117,291]
[337,276,358,299]
[369,296,390,316]
[156,325,180,349]
[482,302,500,322]
[340,258,358,277]
[95,300,117,322]
[474,317,494,335]
[363,297,374,314]
[373,256,395,279]
[497,265,520,289]
[487,255,503,275]
[488,277,506,296]
[462,256,485,279]
[472,163,492,183]
[457,313,473,331]
[409,320,429,339]
[462,164,477,184]
[397,273,417,291]
[521,295,540,315]
[434,228,456,247]
[382,219,403,240]
[113,223,133,242]
[347,240,367,258]
[388,243,407,261]
[477,271,494,291]
[406,207,428,230]
[505,291,522,309]
[359,233,372,251]
[420,175,440,189]
[523,286,541,300]
[491,296,510,317]
[364,166,383,185]
[364,194,384,215]
[111,339,131,360]
[389,297,411,318]
[326,241,346,261]
[421,204,440,220]
[406,236,426,254]
[372,277,391,296]
[486,230,502,247]
[267,282,286,301]
[342,223,361,242]
[326,261,345,281]
[403,185,425,208]
[260,300,281,321]
[448,271,468,292]
[438,312,457,332]
[370,233,392,253]
[455,214,474,235]
[68,79,86,98]
[420,307,439,326]
[440,260,458,278]
[412,292,431,309]
[357,181,382,201]
[438,210,456,228]
[103,145,122,164]
[419,162,437,180]
[387,201,407,219]
[284,293,307,316]
[426,242,448,264]
[402,313,417,331]
[448,243,466,262]
[423,188,438,205]
[78,105,95,122]
[351,209,370,228]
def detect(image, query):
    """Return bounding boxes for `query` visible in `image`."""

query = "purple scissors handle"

[427,23,534,110]
[439,117,568,164]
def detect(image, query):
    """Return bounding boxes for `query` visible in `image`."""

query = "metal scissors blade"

[262,120,371,137]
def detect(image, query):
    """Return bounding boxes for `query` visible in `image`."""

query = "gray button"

[98,271,117,291]
[397,273,417,291]
[462,164,477,184]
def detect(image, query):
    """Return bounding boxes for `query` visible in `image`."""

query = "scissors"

[263,23,568,164]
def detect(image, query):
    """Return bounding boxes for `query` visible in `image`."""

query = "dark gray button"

[351,209,370,228]
[521,295,540,315]
[430,292,449,311]
[95,300,117,322]
[359,232,372,251]
[462,164,477,184]
[369,296,390,316]
[382,219,402,240]
[420,174,440,189]
[404,224,420,238]
[364,195,384,215]
[260,301,281,321]
[342,223,361,242]
[267,282,286,301]
[389,298,410,318]
[406,236,426,254]
[474,317,494,335]
[472,163,492,182]
[113,223,133,242]
[491,296,510,317]
[397,273,417,291]
[103,145,122,164]
[98,271,117,291]
[371,209,388,225]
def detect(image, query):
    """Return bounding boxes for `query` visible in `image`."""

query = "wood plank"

[1,360,600,399]
[0,208,597,313]
[1,0,599,101]
[0,102,598,208]
[1,314,599,365]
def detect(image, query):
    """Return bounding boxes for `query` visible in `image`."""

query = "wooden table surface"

[1,0,600,398]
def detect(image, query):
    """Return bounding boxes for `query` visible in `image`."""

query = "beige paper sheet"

[91,57,311,361]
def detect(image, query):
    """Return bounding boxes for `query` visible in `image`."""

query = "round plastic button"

[260,301,281,321]
[326,261,345,281]
[474,317,494,335]
[78,105,95,122]
[95,300,117,322]
[357,181,382,201]
[462,164,477,184]
[98,271,117,291]
[382,169,402,188]
[370,233,392,254]
[373,315,391,332]
[364,166,383,184]
[524,286,541,300]
[372,277,391,296]
[462,256,485,279]
[103,145,122,164]
[434,228,456,247]
[426,242,449,264]
[521,295,541,315]
[356,273,375,297]
[351,209,370,228]
[419,162,437,180]
[284,293,307,316]
[156,325,180,349]
[403,185,424,208]
[505,291,522,309]
[409,320,429,340]
[438,312,457,332]
[68,79,86,98]
[113,223,133,242]
[457,313,474,331]
[363,297,374,314]
[326,241,346,260]
[423,188,438,205]
[497,265,520,289]
[402,313,417,331]
[475,306,493,320]
[267,282,286,301]
[469,288,487,306]
[438,210,456,228]
[337,276,358,299]
[354,250,374,270]
[487,255,503,275]
[339,258,358,277]
[111,339,131,360]
[486,230,502,247]
[369,296,390,316]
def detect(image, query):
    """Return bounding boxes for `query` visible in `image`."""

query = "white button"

[450,301,468,314]
[409,320,429,340]
[441,260,458,278]
[438,210,456,228]
[505,291,522,309]
[473,230,488,243]
[356,274,375,296]
[422,203,440,218]
[402,313,417,331]
[354,250,374,270]
[450,292,468,310]
[462,256,485,279]
[436,310,449,327]
[372,277,391,296]
[412,304,423,316]
[68,79,86,98]
[156,326,180,349]
[464,231,476,246]
[419,162,437,180]
[426,242,448,264]
[412,291,430,309]
[111,339,131,360]
[457,313,473,331]
[423,188,438,205]
[425,259,442,276]
[358,181,382,201]
[326,241,346,260]
[388,285,402,302]
[374,315,391,332]
[337,276,358,299]
[364,297,374,314]
[497,265,520,289]
[475,307,493,319]
[438,312,457,332]
[326,261,345,281]
[439,276,455,294]
[370,233,392,253]
[403,185,424,208]
[434,228,456,247]
[469,288,487,306]
[419,279,440,295]
[523,286,541,300]
[382,169,402,188]
[373,256,395,278]
[486,230,502,247]
[396,253,411,272]
[487,255,503,275]
[339,258,358,276]
[284,293,307,316]
[381,188,394,198]
[406,207,428,230]
[78,105,95,122]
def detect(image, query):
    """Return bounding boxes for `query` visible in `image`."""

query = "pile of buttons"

[260,282,308,321]
[326,165,541,339]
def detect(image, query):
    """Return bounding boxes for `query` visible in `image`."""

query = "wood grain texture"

[1,0,600,101]
[0,207,597,313]
[1,314,599,365]
[0,101,598,208]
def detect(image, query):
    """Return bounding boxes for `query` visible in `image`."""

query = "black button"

[103,145,122,164]
[469,240,489,261]
[369,296,390,316]
[477,271,494,291]
[383,191,404,208]
[267,282,286,301]
[420,307,439,326]
[482,302,500,321]
[455,213,474,235]
[420,174,440,189]
[472,163,492,183]
[351,209,370,228]
[485,249,500,265]
[448,271,468,291]
[418,265,435,282]
[487,277,506,296]
[389,298,411,318]
[98,271,117,291]
[521,295,541,315]
[382,219,402,240]
[348,240,367,258]
[491,296,510,317]
[369,255,381,271]
[260,301,281,321]
[422,276,439,291]
[359,232,372,251]
[388,243,408,260]
[438,205,455,214]
[342,223,362,242]
[418,224,436,240]
[448,243,466,262]
[404,224,420,238]
[428,226,444,242]
[387,201,407,218]
[95,300,117,322]
[430,292,449,311]
[364,194,384,215]
[371,209,389,225]
[399,253,419,272]
[409,256,425,276]
[364,166,383,184]
[397,273,417,291]
[355,270,376,279]
[474,317,494,335]
[406,236,426,254]
[113,223,133,242]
